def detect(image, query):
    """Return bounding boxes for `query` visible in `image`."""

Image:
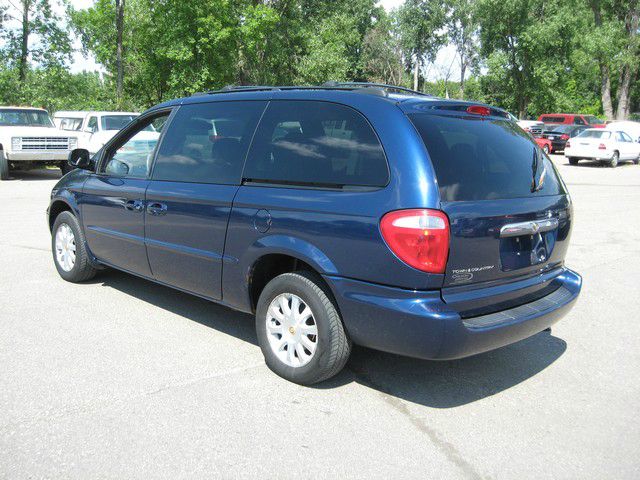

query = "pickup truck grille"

[19,137,70,151]
[529,126,544,136]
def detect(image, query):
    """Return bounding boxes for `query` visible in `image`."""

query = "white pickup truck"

[53,110,140,156]
[0,107,78,180]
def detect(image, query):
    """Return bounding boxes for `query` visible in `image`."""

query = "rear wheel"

[256,271,351,385]
[52,211,97,282]
[0,150,9,180]
[568,157,579,166]
[542,144,550,155]
[634,153,640,165]
[610,151,619,168]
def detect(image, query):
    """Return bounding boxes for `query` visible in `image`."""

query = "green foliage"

[0,0,637,119]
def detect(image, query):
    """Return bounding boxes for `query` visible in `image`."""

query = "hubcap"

[266,293,318,368]
[55,223,76,272]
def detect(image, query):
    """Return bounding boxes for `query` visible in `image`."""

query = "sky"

[18,0,461,82]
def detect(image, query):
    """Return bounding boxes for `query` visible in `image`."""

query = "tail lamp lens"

[598,143,606,150]
[380,209,450,274]
[560,134,570,140]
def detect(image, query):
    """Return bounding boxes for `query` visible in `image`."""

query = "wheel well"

[249,254,316,312]
[48,200,72,231]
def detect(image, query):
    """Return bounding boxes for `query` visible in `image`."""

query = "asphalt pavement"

[1,156,639,479]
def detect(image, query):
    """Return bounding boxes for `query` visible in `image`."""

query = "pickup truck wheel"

[256,271,351,385]
[610,151,619,168]
[568,157,579,166]
[0,150,9,180]
[52,211,97,282]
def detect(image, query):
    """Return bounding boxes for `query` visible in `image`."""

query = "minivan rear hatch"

[406,106,572,310]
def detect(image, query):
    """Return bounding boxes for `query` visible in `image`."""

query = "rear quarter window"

[243,101,389,188]
[409,113,565,202]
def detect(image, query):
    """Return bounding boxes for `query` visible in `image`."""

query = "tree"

[446,0,479,99]
[614,0,639,119]
[1,0,71,84]
[396,0,447,91]
[115,0,124,103]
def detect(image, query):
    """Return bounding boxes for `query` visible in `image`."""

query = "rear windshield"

[409,114,565,202]
[578,130,610,139]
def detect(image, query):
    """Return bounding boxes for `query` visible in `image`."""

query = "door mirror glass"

[68,148,92,170]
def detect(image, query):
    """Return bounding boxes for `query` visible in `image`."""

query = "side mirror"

[68,149,91,170]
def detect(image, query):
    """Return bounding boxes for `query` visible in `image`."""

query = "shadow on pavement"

[96,269,567,409]
[5,168,63,181]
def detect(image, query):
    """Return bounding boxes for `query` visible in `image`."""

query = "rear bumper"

[325,268,581,360]
[6,151,69,162]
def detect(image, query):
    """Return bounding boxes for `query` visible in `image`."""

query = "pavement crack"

[348,365,487,480]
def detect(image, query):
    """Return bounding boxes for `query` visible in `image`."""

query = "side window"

[620,132,632,142]
[60,117,83,131]
[102,112,170,178]
[152,101,266,184]
[244,101,388,187]
[574,117,585,125]
[87,116,98,133]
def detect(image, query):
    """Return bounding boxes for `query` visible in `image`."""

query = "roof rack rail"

[322,81,431,97]
[190,83,431,98]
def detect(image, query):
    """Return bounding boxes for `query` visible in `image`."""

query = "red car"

[535,137,554,154]
[538,113,606,128]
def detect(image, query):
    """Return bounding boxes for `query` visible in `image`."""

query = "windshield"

[585,116,604,125]
[101,115,140,131]
[578,130,611,139]
[409,113,564,201]
[0,109,54,127]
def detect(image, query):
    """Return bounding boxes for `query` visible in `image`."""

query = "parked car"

[538,113,606,128]
[0,106,77,180]
[534,136,553,154]
[507,113,544,135]
[606,121,640,143]
[48,84,582,384]
[53,111,142,155]
[565,128,640,167]
[540,125,589,152]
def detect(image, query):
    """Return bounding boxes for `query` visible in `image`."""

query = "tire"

[634,154,640,165]
[0,150,9,180]
[256,271,351,385]
[60,162,74,176]
[610,151,619,168]
[568,157,579,166]
[542,145,550,155]
[51,211,97,282]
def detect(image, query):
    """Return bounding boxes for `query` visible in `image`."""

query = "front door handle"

[147,202,168,216]
[124,199,144,212]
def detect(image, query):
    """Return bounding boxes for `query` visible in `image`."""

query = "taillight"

[380,209,450,274]
[560,134,569,140]
[598,143,606,150]
[467,105,491,116]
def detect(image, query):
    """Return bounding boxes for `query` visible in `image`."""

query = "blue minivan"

[48,84,581,384]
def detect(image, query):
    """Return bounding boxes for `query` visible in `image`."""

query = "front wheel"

[52,211,97,282]
[256,271,351,385]
[610,151,619,168]
[0,150,9,180]
[568,157,579,166]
